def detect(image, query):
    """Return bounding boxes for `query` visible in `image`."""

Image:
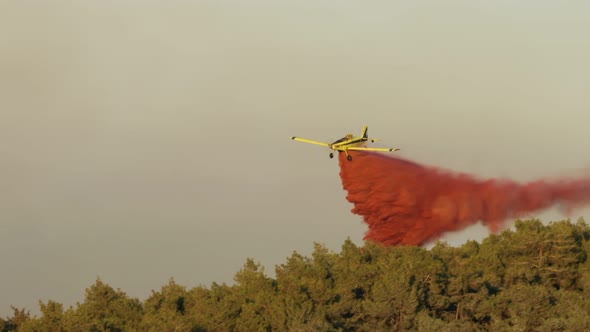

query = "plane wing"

[290,136,330,147]
[347,147,399,152]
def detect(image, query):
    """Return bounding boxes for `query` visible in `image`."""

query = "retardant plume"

[339,151,590,246]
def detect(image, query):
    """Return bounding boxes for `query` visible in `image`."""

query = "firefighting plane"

[290,125,399,161]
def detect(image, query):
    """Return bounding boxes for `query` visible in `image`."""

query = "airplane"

[290,125,399,161]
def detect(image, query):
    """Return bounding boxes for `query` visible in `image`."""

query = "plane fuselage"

[329,136,368,150]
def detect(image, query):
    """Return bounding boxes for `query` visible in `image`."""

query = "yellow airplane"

[291,125,399,161]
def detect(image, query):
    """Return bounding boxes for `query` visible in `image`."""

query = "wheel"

[347,155,352,161]
[329,152,334,159]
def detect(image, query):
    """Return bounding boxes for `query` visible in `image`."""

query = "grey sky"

[2,1,590,316]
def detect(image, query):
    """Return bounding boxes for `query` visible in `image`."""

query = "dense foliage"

[4,218,590,331]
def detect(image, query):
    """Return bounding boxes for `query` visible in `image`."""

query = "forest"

[3,218,590,331]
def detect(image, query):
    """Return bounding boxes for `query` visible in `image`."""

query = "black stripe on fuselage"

[332,137,367,147]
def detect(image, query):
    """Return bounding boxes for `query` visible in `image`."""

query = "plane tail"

[361,125,368,139]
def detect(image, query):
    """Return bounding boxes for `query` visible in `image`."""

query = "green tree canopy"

[7,218,590,331]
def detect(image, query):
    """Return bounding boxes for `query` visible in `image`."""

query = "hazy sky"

[2,1,590,316]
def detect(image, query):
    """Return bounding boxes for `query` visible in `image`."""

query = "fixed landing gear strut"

[330,151,353,161]
[344,150,352,161]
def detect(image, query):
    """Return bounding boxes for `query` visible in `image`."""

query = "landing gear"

[329,152,334,159]
[343,150,353,161]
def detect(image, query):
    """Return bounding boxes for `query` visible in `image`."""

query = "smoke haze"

[2,1,590,316]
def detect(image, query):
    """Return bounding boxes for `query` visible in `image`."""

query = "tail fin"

[361,125,368,139]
